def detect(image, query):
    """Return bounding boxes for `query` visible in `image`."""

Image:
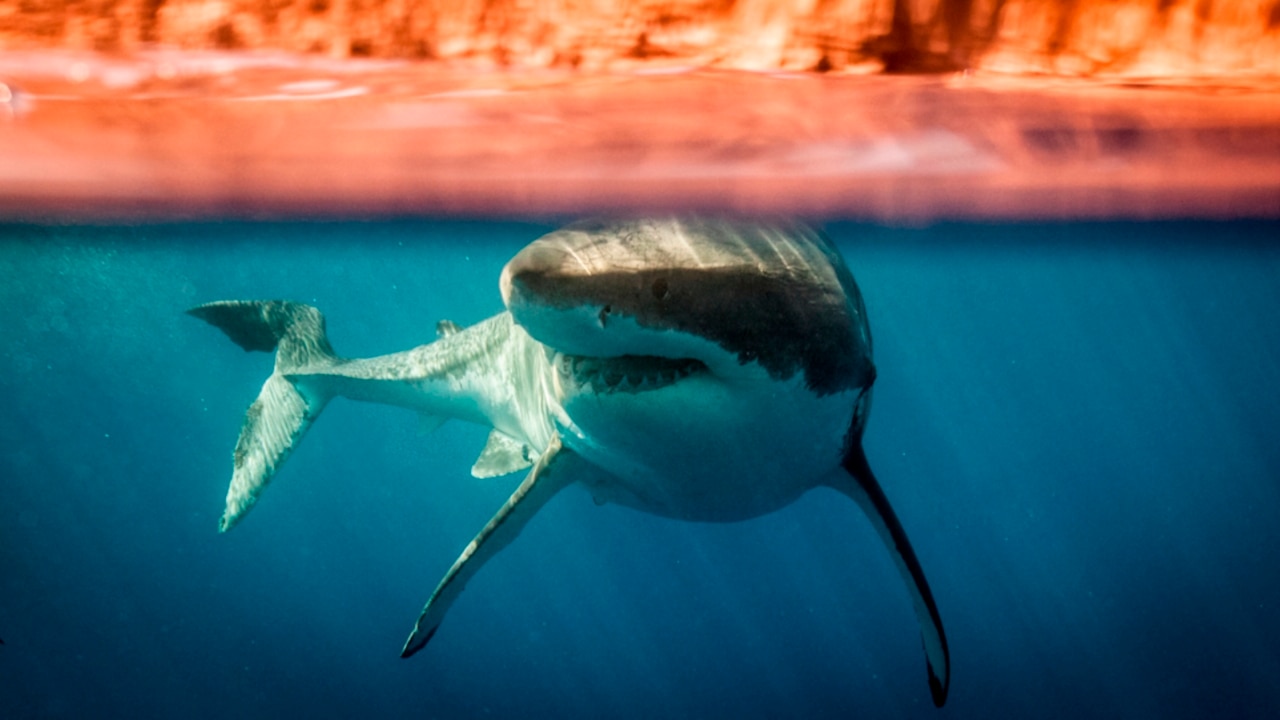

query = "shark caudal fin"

[188,300,341,532]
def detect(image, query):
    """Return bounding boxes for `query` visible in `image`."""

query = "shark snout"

[501,241,655,359]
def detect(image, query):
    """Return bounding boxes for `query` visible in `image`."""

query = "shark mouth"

[552,351,707,394]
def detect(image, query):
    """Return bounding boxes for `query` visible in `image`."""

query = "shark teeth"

[554,352,705,394]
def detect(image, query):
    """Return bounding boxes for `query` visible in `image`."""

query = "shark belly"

[552,370,858,522]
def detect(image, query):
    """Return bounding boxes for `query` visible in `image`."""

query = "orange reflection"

[0,1,1277,76]
[0,3,1277,222]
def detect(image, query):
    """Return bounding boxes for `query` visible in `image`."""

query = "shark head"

[500,217,876,403]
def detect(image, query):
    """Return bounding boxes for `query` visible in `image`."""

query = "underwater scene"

[3,0,1280,717]
[1,219,1278,718]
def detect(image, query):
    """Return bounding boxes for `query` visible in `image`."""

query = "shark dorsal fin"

[436,320,462,338]
[471,430,534,478]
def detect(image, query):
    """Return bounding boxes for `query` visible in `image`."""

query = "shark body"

[190,218,950,706]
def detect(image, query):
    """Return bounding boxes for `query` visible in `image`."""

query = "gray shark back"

[501,218,875,397]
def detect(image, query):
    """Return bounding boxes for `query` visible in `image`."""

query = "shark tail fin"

[187,300,341,532]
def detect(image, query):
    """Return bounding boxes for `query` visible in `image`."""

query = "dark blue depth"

[1,220,1277,718]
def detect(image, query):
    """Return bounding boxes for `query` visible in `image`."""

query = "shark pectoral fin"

[221,373,327,532]
[832,442,950,708]
[470,430,534,478]
[401,434,576,658]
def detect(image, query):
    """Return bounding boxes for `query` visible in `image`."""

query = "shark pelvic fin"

[402,434,575,658]
[471,430,534,478]
[832,441,951,708]
[188,300,342,532]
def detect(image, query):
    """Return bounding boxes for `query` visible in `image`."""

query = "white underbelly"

[555,373,857,522]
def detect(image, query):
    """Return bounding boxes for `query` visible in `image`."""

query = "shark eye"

[651,277,669,300]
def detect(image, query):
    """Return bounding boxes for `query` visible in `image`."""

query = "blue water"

[1,220,1278,718]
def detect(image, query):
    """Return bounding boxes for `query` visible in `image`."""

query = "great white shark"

[189,218,950,706]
